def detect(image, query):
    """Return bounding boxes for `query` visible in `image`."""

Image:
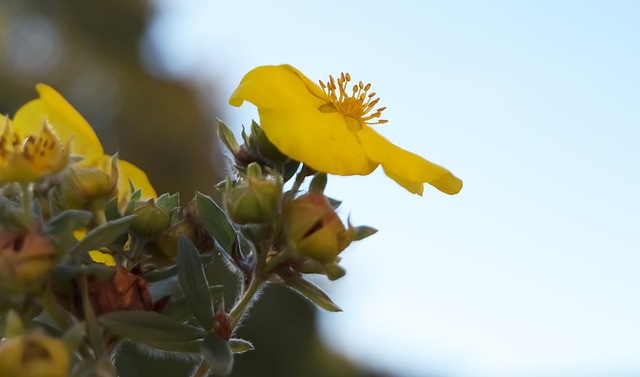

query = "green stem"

[21,183,33,224]
[228,275,263,329]
[290,167,309,193]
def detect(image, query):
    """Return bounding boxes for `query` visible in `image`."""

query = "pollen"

[319,72,388,128]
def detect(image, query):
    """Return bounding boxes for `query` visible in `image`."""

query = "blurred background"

[1,1,639,376]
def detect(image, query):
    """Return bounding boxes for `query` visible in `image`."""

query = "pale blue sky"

[147,1,640,376]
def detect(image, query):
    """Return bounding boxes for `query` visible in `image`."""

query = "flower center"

[0,119,67,171]
[319,72,387,131]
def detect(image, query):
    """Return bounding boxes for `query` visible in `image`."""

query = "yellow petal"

[358,126,463,195]
[74,231,116,266]
[13,85,104,164]
[230,65,376,175]
[117,158,157,199]
[88,251,116,266]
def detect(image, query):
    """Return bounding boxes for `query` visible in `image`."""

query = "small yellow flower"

[3,84,156,199]
[0,331,70,377]
[0,118,69,184]
[229,65,463,195]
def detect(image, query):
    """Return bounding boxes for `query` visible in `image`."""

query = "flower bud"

[0,332,70,377]
[225,163,281,224]
[60,158,118,209]
[0,231,55,292]
[155,221,196,259]
[130,198,171,237]
[284,193,354,263]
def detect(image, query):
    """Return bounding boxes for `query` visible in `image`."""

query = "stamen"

[318,72,387,127]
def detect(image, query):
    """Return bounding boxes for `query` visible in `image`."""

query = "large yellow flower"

[229,65,462,195]
[1,84,156,199]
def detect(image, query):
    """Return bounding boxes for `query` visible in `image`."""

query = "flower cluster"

[0,65,461,376]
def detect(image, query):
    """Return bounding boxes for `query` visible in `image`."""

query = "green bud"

[284,193,354,263]
[0,331,70,377]
[60,156,118,209]
[0,231,55,292]
[155,221,196,259]
[130,198,171,237]
[225,164,281,224]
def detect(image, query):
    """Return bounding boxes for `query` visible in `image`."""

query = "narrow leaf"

[309,173,327,193]
[229,339,254,354]
[161,285,224,323]
[194,192,238,255]
[177,235,214,331]
[353,226,378,241]
[217,121,239,153]
[70,215,136,255]
[200,333,233,376]
[284,276,342,312]
[104,197,121,221]
[99,311,206,343]
[45,210,93,236]
[143,340,202,353]
[62,322,86,353]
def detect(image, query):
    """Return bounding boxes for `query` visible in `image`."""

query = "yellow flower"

[229,65,462,195]
[2,84,156,199]
[0,331,70,377]
[0,117,69,184]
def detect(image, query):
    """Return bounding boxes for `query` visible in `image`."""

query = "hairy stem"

[228,275,263,329]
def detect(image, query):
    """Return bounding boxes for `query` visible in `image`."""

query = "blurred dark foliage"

[0,1,392,376]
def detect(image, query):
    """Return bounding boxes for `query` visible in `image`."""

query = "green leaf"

[353,226,378,241]
[326,197,342,209]
[143,266,178,282]
[62,322,86,353]
[309,173,327,193]
[284,276,342,312]
[52,264,115,281]
[70,215,136,256]
[124,189,142,216]
[44,210,93,259]
[229,338,254,354]
[217,121,239,154]
[177,236,214,331]
[130,188,142,202]
[142,340,202,353]
[99,311,206,343]
[194,192,238,255]
[156,192,180,212]
[282,161,300,183]
[45,210,93,236]
[250,120,288,165]
[104,197,121,221]
[161,285,224,323]
[200,333,233,376]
